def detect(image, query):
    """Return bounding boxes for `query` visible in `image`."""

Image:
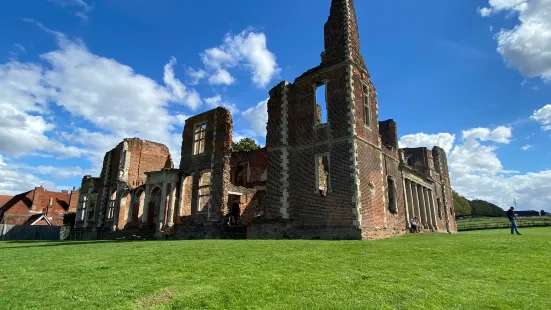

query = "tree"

[452,190,472,216]
[470,199,506,217]
[541,210,546,216]
[232,137,260,152]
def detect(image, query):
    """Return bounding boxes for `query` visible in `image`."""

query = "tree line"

[453,191,506,217]
[453,191,548,217]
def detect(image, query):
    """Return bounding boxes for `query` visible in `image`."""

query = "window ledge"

[314,123,330,129]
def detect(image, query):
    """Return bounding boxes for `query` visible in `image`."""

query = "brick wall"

[179,107,232,223]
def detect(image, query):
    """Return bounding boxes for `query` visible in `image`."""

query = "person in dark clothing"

[228,201,240,226]
[507,207,522,235]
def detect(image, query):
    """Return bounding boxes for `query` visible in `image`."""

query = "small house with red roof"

[0,186,79,226]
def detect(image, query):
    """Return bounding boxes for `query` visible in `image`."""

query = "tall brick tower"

[252,0,402,240]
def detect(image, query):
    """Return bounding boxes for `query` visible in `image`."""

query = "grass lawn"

[1,228,550,310]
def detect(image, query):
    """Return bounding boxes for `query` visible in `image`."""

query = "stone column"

[176,176,185,223]
[406,180,415,223]
[112,184,124,232]
[127,193,134,224]
[167,183,176,227]
[141,185,151,227]
[412,182,421,221]
[402,177,410,228]
[417,185,428,228]
[157,183,168,232]
[428,189,438,231]
[422,187,433,230]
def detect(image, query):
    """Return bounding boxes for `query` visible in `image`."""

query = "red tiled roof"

[0,188,71,214]
[0,195,13,208]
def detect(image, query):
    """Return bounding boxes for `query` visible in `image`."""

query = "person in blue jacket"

[506,207,522,235]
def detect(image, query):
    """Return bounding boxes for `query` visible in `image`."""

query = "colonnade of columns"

[404,179,438,231]
[138,182,178,232]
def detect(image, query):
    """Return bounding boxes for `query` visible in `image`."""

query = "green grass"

[1,228,551,310]
[456,216,551,231]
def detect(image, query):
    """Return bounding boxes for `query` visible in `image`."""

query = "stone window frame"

[197,170,211,213]
[193,122,207,156]
[362,82,372,129]
[313,80,330,129]
[119,150,127,169]
[387,176,398,214]
[88,193,97,220]
[79,195,87,221]
[437,198,443,220]
[314,152,332,194]
[107,189,117,220]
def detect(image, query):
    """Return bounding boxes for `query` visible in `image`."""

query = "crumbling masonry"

[73,0,456,240]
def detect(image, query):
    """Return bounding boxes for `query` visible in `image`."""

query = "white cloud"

[241,98,268,138]
[462,126,512,144]
[200,30,280,88]
[478,7,493,17]
[521,144,533,151]
[172,114,190,126]
[208,69,235,85]
[38,36,196,163]
[531,104,551,132]
[187,67,207,85]
[0,23,202,186]
[13,43,27,54]
[15,163,90,179]
[398,133,455,154]
[48,0,94,21]
[479,0,551,82]
[0,156,61,195]
[204,95,239,115]
[480,0,527,15]
[163,57,202,110]
[399,124,551,212]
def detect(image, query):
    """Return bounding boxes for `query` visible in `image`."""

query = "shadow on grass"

[0,239,154,249]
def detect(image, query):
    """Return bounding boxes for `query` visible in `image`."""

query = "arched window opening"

[387,176,398,214]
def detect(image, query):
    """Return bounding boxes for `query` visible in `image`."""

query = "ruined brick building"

[73,0,456,240]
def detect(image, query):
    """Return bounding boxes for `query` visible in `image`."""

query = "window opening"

[198,171,211,212]
[193,123,207,155]
[315,83,327,125]
[88,194,97,220]
[437,198,443,219]
[387,177,397,214]
[107,190,116,219]
[363,84,371,127]
[80,196,87,221]
[316,154,330,196]
[232,165,246,187]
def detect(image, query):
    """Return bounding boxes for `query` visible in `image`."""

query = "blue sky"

[0,0,550,211]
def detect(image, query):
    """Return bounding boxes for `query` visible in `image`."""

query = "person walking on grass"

[507,207,522,235]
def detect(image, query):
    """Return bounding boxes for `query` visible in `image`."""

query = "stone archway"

[131,188,146,226]
[147,186,162,229]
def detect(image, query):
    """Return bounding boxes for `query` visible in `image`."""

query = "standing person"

[507,207,522,235]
